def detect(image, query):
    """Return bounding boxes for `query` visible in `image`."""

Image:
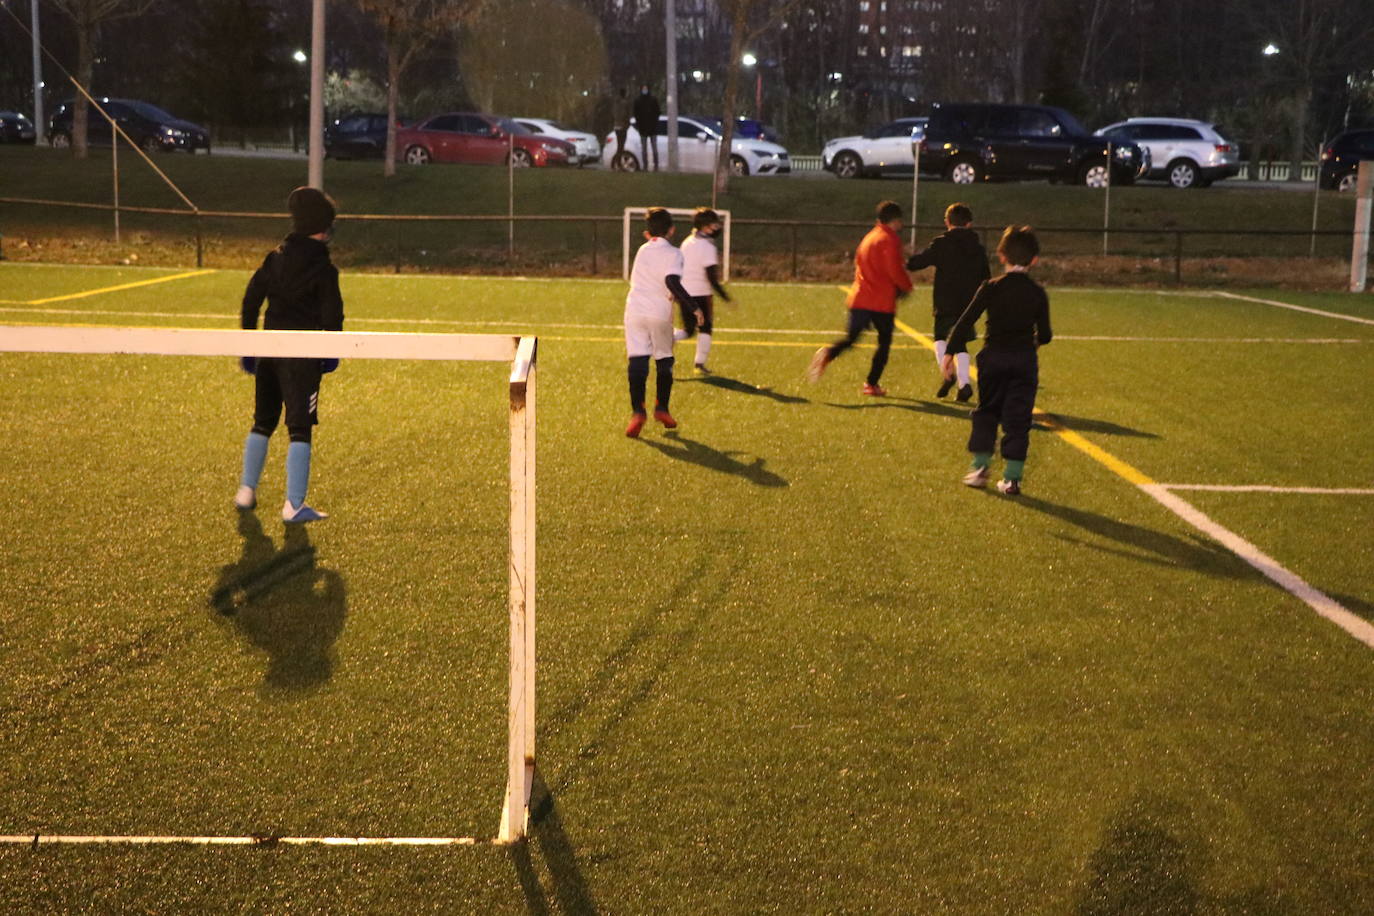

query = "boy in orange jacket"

[807,200,912,396]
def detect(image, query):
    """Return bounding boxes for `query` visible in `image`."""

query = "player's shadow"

[1076,792,1207,915]
[1009,494,1253,578]
[638,431,788,487]
[1035,412,1160,439]
[824,397,970,420]
[1325,591,1374,625]
[689,373,809,405]
[210,512,348,691]
[509,771,599,916]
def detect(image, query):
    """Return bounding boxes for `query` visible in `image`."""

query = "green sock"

[1004,459,1025,481]
[971,452,992,470]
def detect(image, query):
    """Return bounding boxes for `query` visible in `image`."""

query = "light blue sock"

[240,432,269,489]
[1004,459,1025,481]
[285,441,312,509]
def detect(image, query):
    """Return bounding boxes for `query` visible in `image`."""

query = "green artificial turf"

[0,265,1372,912]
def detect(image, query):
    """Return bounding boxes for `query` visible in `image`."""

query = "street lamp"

[1262,43,1280,57]
[293,49,308,64]
[742,53,761,119]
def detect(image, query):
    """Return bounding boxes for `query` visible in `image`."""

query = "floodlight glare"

[293,49,308,63]
[742,53,758,67]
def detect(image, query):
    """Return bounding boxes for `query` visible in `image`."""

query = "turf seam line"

[891,316,1373,650]
[1211,291,1374,326]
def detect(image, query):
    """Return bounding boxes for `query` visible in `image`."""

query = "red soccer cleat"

[653,408,678,429]
[625,412,647,438]
[861,382,888,397]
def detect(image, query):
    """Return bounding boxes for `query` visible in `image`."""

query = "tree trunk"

[714,22,746,199]
[384,42,400,178]
[1287,85,1310,182]
[72,19,94,159]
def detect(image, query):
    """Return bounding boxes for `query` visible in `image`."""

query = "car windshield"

[124,101,177,122]
[495,117,532,136]
[1052,108,1090,137]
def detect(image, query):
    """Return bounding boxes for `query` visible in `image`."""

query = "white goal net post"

[0,325,539,845]
[622,206,731,284]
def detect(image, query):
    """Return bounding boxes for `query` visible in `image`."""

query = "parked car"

[920,102,1147,187]
[325,112,399,159]
[734,118,781,144]
[0,110,36,144]
[49,98,210,153]
[1319,129,1374,192]
[601,115,790,176]
[513,117,601,165]
[822,117,927,178]
[395,112,574,167]
[1095,117,1238,188]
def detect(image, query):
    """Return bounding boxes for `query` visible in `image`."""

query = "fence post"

[1173,231,1183,284]
[591,219,598,275]
[194,211,203,269]
[394,218,401,274]
[791,223,798,279]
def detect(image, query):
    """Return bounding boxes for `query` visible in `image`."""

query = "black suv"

[49,98,210,154]
[1319,129,1374,192]
[325,112,395,159]
[920,102,1148,187]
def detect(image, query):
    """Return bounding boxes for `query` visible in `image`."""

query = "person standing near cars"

[612,88,632,170]
[633,84,661,171]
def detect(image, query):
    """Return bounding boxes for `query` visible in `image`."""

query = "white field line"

[1212,291,1374,326]
[1141,485,1374,649]
[1159,484,1374,495]
[0,834,484,847]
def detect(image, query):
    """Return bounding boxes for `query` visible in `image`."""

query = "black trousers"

[637,128,659,169]
[678,295,713,337]
[969,348,1038,461]
[828,309,894,386]
[253,357,322,443]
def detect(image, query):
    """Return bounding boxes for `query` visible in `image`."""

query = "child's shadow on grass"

[210,512,347,691]
[1036,412,1160,439]
[1009,494,1252,578]
[638,431,788,487]
[689,373,809,405]
[824,396,970,420]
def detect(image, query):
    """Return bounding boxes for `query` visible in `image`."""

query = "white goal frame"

[622,206,731,283]
[0,325,538,845]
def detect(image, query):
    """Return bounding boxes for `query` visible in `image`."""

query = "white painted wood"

[0,835,480,846]
[1352,160,1372,293]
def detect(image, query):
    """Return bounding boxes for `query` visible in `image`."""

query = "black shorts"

[934,313,972,354]
[253,357,322,435]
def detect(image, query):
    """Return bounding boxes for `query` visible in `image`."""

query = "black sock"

[655,356,674,411]
[628,355,650,413]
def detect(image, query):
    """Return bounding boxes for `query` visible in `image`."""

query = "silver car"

[1095,117,1240,189]
[822,117,927,179]
[514,117,601,166]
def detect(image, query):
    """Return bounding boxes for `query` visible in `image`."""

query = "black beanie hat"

[288,186,336,236]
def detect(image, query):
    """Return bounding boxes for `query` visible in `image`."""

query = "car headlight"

[163,127,186,138]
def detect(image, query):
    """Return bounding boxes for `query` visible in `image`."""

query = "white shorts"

[624,312,674,359]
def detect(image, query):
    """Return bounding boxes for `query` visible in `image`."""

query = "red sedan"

[396,112,575,167]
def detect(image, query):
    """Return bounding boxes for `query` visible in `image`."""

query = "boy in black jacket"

[942,226,1051,496]
[906,202,989,401]
[235,186,344,523]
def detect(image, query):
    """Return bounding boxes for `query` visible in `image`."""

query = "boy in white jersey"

[624,207,698,438]
[673,207,732,375]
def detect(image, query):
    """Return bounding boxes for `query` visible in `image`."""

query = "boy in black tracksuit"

[235,186,344,523]
[906,202,989,401]
[942,226,1051,496]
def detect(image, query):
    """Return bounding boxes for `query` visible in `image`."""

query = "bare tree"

[48,0,158,159]
[712,0,803,198]
[355,0,484,177]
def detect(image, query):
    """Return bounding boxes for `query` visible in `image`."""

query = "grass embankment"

[0,145,1363,286]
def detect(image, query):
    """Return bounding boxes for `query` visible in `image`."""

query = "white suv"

[601,115,790,176]
[1096,118,1239,188]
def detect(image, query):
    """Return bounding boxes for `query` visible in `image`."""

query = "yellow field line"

[25,269,217,305]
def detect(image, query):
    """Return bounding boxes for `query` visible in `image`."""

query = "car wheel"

[1167,159,1199,189]
[1336,171,1358,192]
[510,148,533,168]
[1079,161,1111,188]
[140,135,160,155]
[729,154,749,177]
[404,145,431,165]
[947,159,982,185]
[833,151,862,179]
[50,131,70,149]
[616,151,640,172]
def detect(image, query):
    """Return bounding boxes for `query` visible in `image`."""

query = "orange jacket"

[846,222,912,313]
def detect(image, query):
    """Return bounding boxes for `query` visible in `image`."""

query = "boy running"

[906,202,990,401]
[942,226,1052,496]
[235,186,343,523]
[808,200,912,396]
[624,207,697,438]
[673,207,732,375]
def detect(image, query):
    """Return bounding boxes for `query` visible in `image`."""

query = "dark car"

[0,110,37,144]
[395,112,574,167]
[325,111,398,159]
[49,98,210,154]
[734,118,780,144]
[1320,129,1374,192]
[920,102,1147,187]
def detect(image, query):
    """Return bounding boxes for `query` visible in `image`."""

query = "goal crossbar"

[0,325,538,844]
[622,206,731,284]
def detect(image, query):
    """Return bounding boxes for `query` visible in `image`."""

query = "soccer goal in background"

[0,325,538,845]
[622,206,731,283]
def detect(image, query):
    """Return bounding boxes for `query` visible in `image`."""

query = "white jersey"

[625,236,684,321]
[679,231,719,297]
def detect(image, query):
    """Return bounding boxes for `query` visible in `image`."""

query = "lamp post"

[30,0,44,146]
[742,53,761,119]
[290,49,307,154]
[307,0,325,190]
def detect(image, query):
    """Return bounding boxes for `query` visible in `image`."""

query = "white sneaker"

[962,466,990,488]
[234,485,256,510]
[996,478,1022,496]
[806,347,832,382]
